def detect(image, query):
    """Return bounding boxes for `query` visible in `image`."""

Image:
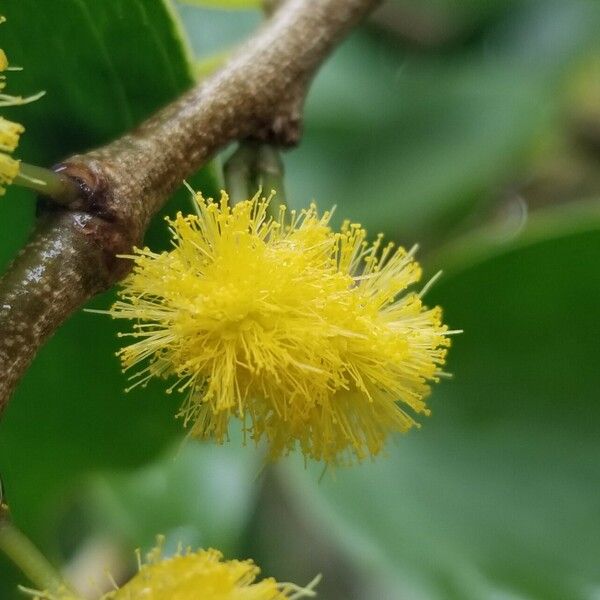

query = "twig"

[14,163,79,205]
[0,0,380,413]
[0,484,75,595]
[224,141,287,205]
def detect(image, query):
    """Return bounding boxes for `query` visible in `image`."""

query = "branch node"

[253,84,307,147]
[53,159,112,218]
[47,161,136,283]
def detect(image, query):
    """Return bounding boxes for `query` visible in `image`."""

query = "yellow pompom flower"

[109,191,451,464]
[105,542,316,600]
[22,539,317,600]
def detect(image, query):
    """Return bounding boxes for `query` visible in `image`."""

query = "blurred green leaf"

[178,0,260,9]
[174,3,260,58]
[286,2,600,246]
[385,0,519,37]
[85,435,262,559]
[0,0,219,574]
[280,201,600,600]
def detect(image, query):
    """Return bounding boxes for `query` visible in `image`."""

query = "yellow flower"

[0,16,43,194]
[0,116,22,193]
[109,191,451,464]
[0,19,21,193]
[0,145,20,195]
[21,539,318,600]
[0,18,23,108]
[0,115,23,152]
[0,48,8,71]
[106,541,317,600]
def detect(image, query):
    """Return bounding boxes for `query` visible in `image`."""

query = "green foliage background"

[1,1,599,598]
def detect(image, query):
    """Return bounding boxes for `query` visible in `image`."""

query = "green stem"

[14,163,79,206]
[224,141,287,209]
[223,143,257,204]
[0,520,76,596]
[256,143,287,206]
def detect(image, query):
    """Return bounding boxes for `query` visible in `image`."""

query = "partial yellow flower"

[0,16,43,194]
[0,115,22,194]
[0,48,8,71]
[0,19,22,193]
[106,541,317,600]
[0,18,22,108]
[0,115,23,152]
[109,191,451,464]
[21,539,318,600]
[0,21,44,107]
[0,147,20,195]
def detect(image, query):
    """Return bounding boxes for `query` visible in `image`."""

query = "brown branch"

[0,0,380,413]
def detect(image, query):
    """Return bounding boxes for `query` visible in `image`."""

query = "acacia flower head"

[106,541,317,600]
[0,20,21,194]
[0,16,44,194]
[109,191,451,464]
[0,116,23,194]
[22,539,318,600]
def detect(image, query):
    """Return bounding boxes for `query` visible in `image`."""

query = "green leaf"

[85,435,263,559]
[178,0,261,9]
[0,0,218,570]
[285,2,600,245]
[280,201,600,600]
